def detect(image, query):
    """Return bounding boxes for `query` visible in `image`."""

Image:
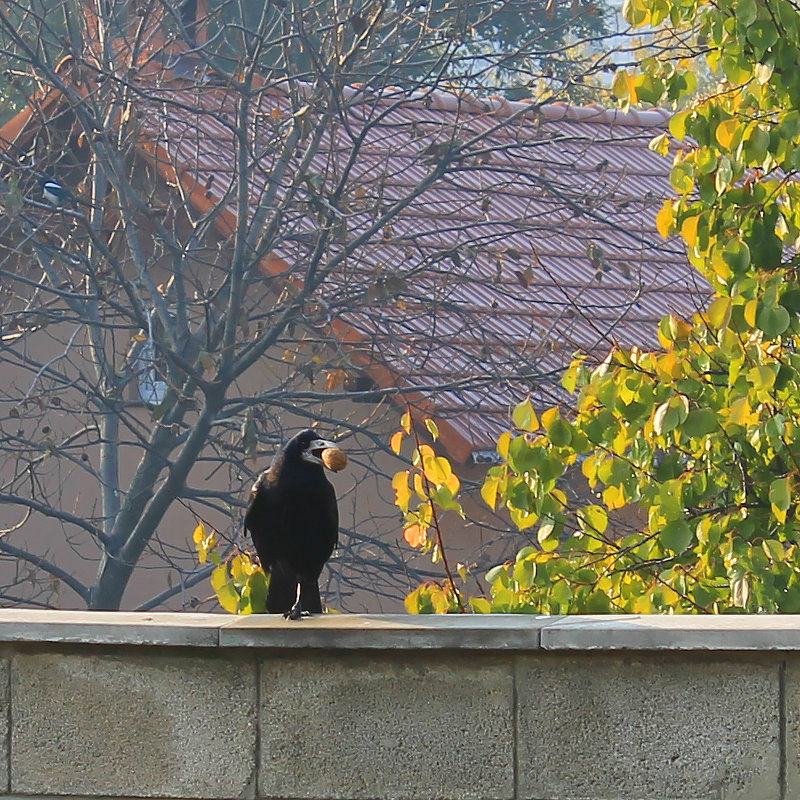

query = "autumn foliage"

[400,0,800,614]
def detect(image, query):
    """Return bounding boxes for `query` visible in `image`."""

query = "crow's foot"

[284,604,311,620]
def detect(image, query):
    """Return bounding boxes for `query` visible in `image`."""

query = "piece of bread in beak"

[321,447,348,471]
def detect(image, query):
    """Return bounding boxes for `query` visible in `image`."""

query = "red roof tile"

[137,78,708,460]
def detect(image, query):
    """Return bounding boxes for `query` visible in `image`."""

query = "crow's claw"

[284,604,311,620]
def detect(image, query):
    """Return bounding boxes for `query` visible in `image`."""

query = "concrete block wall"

[0,610,797,799]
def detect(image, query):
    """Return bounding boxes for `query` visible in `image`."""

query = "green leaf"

[737,0,757,25]
[670,162,695,193]
[512,398,539,432]
[513,557,537,588]
[747,365,776,391]
[780,289,800,313]
[745,126,770,162]
[545,417,572,447]
[769,476,791,511]
[653,398,687,435]
[508,436,546,473]
[491,587,516,613]
[579,504,609,534]
[537,516,561,550]
[747,21,779,57]
[682,408,718,438]
[715,156,734,193]
[246,570,268,614]
[722,241,750,274]
[485,564,508,586]
[762,539,785,563]
[669,110,690,140]
[659,519,693,553]
[550,579,573,607]
[756,305,791,337]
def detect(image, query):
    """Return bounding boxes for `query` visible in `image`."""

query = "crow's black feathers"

[244,429,339,618]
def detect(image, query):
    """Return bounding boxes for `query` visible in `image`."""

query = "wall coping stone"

[0,609,799,650]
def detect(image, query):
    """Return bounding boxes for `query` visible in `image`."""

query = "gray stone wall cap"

[0,609,223,646]
[541,614,800,650]
[219,612,551,649]
[0,610,800,650]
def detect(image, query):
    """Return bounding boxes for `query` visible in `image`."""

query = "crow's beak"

[302,438,339,465]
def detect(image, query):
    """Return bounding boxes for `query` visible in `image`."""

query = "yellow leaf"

[744,299,758,327]
[230,554,257,582]
[631,594,653,613]
[429,585,449,613]
[392,471,412,513]
[655,201,674,239]
[772,503,788,524]
[404,586,423,614]
[401,411,412,434]
[680,214,700,249]
[649,132,670,156]
[612,68,639,102]
[444,471,460,496]
[481,472,501,509]
[210,564,239,613]
[728,396,752,427]
[497,431,512,460]
[414,443,435,466]
[470,597,492,613]
[707,296,732,330]
[419,502,433,527]
[424,418,440,441]
[655,350,683,380]
[551,487,567,509]
[715,118,740,149]
[390,431,404,455]
[193,523,217,564]
[603,484,627,510]
[403,523,427,548]
[669,315,692,341]
[423,454,452,486]
[540,407,559,430]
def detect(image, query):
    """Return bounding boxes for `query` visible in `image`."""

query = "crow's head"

[285,428,339,468]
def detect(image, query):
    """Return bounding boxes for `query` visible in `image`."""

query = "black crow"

[244,429,342,618]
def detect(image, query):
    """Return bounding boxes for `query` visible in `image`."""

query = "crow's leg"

[266,561,298,614]
[284,575,323,620]
[298,577,323,614]
[285,582,306,620]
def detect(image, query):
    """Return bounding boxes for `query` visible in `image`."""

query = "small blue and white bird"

[41,178,83,207]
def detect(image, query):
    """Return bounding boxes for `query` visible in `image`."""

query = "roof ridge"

[338,84,672,127]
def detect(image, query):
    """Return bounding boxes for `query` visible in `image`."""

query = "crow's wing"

[244,468,338,574]
[243,470,285,567]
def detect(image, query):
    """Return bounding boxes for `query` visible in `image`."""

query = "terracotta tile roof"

[137,78,708,461]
